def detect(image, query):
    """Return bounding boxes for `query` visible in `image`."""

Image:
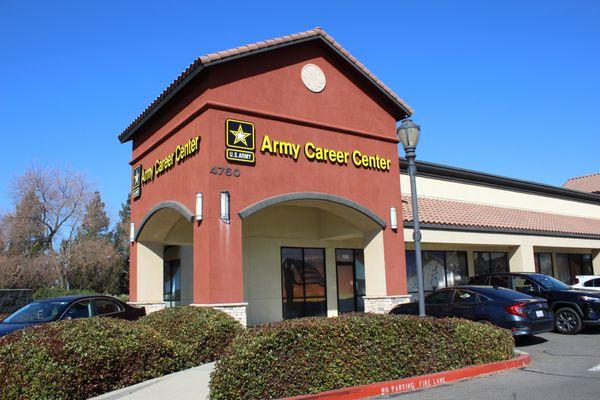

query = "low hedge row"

[0,306,241,400]
[138,306,243,369]
[210,313,515,400]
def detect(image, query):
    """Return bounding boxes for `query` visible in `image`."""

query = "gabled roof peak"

[118,28,413,143]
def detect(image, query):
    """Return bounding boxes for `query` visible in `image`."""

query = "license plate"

[535,310,544,318]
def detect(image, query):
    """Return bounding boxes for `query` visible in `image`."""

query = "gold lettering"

[261,135,273,154]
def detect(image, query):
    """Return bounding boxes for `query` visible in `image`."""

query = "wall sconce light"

[195,192,203,221]
[129,222,135,243]
[390,207,398,230]
[220,191,230,223]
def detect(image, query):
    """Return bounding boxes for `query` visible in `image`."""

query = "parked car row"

[0,295,145,338]
[390,272,600,336]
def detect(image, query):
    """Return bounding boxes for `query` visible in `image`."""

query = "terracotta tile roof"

[563,173,600,194]
[402,196,600,238]
[118,27,413,143]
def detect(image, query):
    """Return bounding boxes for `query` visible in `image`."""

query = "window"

[163,259,181,307]
[426,290,454,305]
[454,290,478,304]
[405,250,468,293]
[512,276,539,292]
[584,278,600,288]
[556,253,594,284]
[94,299,123,316]
[336,249,365,314]
[281,247,326,319]
[63,300,93,320]
[534,253,554,276]
[474,252,508,276]
[490,276,510,288]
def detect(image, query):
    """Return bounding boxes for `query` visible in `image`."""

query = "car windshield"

[531,274,570,290]
[2,301,70,324]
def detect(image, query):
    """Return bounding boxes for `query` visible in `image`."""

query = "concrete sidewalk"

[91,362,214,400]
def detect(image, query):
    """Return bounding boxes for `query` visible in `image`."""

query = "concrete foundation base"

[192,302,248,327]
[364,295,411,314]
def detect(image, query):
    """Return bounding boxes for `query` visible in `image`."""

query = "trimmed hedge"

[210,314,514,400]
[138,306,242,368]
[0,318,182,400]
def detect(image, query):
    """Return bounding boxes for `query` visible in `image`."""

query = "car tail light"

[505,302,528,317]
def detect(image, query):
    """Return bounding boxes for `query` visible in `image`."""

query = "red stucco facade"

[124,36,410,307]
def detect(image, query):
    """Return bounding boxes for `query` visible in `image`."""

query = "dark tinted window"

[470,276,489,285]
[534,253,553,276]
[474,252,508,275]
[281,247,326,319]
[406,250,468,293]
[94,299,122,315]
[490,276,510,288]
[426,290,454,305]
[63,300,93,319]
[584,278,600,288]
[454,290,478,304]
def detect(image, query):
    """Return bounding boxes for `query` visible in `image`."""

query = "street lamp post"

[397,119,426,317]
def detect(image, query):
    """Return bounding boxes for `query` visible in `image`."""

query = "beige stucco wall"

[242,204,385,326]
[136,241,164,303]
[400,174,600,219]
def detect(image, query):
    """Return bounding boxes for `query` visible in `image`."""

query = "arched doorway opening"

[134,202,194,308]
[240,193,387,325]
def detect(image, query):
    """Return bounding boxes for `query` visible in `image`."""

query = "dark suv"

[470,273,600,334]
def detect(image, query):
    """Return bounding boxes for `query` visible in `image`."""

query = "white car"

[572,275,600,292]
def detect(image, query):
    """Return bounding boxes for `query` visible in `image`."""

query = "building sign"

[224,118,391,172]
[131,136,200,199]
[225,119,255,164]
[260,135,391,172]
[132,164,142,199]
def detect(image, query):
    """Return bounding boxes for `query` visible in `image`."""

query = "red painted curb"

[281,353,531,400]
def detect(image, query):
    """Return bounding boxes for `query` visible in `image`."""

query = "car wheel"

[554,307,582,335]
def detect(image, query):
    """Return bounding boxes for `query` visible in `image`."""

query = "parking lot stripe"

[588,364,600,372]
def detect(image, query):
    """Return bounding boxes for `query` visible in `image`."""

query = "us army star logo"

[230,125,251,146]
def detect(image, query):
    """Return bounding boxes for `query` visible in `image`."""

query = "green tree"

[112,198,131,294]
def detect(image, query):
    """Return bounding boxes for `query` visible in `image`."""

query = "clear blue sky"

[1,1,599,222]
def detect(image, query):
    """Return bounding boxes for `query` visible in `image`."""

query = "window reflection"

[406,250,468,294]
[281,247,326,319]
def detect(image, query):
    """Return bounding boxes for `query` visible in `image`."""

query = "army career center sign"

[225,118,391,172]
[131,136,200,200]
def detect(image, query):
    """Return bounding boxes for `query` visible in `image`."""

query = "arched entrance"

[240,193,387,325]
[134,201,194,309]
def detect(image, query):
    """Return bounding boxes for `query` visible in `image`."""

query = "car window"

[470,276,489,285]
[453,290,478,304]
[426,290,454,305]
[62,300,94,320]
[3,301,69,324]
[490,276,510,288]
[512,276,538,291]
[583,278,600,288]
[94,299,123,316]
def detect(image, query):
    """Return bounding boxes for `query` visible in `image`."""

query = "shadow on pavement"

[515,335,548,347]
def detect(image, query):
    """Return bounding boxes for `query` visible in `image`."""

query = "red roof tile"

[563,173,600,194]
[402,196,600,238]
[118,27,413,143]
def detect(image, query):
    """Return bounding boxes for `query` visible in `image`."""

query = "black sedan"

[0,295,145,338]
[389,286,554,336]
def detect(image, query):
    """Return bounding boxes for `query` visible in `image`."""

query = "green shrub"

[0,318,180,400]
[210,314,515,400]
[138,306,243,369]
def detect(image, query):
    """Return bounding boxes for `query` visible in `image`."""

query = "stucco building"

[118,28,600,326]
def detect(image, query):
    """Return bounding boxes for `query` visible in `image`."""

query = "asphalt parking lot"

[388,326,600,400]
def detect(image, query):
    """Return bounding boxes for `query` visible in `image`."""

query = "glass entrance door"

[281,247,327,319]
[336,249,365,313]
[163,259,181,307]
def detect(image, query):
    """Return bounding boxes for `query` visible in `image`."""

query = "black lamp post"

[397,119,426,317]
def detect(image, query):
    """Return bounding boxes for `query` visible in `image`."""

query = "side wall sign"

[131,136,200,200]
